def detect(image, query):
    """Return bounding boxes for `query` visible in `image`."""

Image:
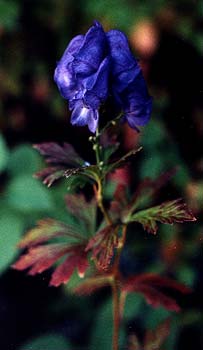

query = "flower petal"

[70,100,99,133]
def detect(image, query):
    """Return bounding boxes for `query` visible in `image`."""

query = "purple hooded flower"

[107,30,152,130]
[54,21,152,133]
[54,21,110,133]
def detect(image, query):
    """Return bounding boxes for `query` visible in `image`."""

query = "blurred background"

[0,0,203,349]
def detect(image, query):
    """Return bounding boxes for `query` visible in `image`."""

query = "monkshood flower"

[54,21,152,133]
[107,29,152,130]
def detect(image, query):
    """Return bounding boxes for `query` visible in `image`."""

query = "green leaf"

[19,334,71,350]
[0,213,24,273]
[0,0,20,30]
[122,293,143,321]
[0,134,9,172]
[8,144,42,176]
[6,175,53,212]
[129,199,196,234]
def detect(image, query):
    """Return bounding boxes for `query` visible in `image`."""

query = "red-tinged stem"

[112,279,120,350]
[97,178,112,224]
[111,225,127,350]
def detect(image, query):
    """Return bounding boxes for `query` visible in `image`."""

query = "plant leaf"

[18,219,84,249]
[50,247,89,287]
[122,273,191,312]
[33,143,99,186]
[33,142,84,166]
[129,199,196,234]
[85,225,119,270]
[13,243,89,287]
[144,318,170,350]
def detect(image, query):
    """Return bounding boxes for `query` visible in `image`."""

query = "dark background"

[0,0,203,349]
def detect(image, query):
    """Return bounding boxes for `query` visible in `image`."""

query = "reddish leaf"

[50,248,89,287]
[85,225,119,270]
[33,142,84,167]
[18,219,84,249]
[73,274,112,295]
[130,199,196,234]
[122,273,191,312]
[12,244,69,274]
[35,166,83,187]
[13,243,89,287]
[144,318,170,350]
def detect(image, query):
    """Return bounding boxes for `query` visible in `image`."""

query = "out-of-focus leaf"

[65,193,96,235]
[8,144,42,176]
[18,219,84,249]
[6,175,53,212]
[0,213,23,273]
[122,293,143,321]
[139,153,164,180]
[122,273,191,312]
[86,225,119,270]
[144,318,170,350]
[129,199,196,234]
[33,142,84,166]
[19,333,70,350]
[0,0,20,30]
[0,133,9,172]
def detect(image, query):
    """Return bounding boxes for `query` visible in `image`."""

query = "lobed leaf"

[85,225,119,270]
[122,273,191,312]
[33,143,100,187]
[129,199,196,234]
[33,142,84,167]
[18,219,84,249]
[13,243,89,287]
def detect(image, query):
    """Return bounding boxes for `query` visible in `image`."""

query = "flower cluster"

[54,21,152,133]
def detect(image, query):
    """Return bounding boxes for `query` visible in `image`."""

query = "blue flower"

[55,21,152,133]
[54,21,110,133]
[107,30,152,130]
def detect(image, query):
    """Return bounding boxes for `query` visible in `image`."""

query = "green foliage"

[19,333,71,350]
[0,0,20,30]
[8,144,43,176]
[0,134,9,172]
[6,175,53,212]
[0,211,24,272]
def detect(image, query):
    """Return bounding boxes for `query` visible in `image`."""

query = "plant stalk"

[112,279,120,350]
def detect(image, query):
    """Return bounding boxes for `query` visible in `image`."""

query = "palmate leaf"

[122,273,191,312]
[85,225,119,270]
[129,199,196,234]
[13,243,89,287]
[33,143,100,187]
[18,219,84,249]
